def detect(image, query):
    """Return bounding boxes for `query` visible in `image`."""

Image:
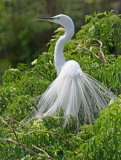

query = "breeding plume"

[32,14,114,125]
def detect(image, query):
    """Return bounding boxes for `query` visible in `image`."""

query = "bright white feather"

[35,60,114,126]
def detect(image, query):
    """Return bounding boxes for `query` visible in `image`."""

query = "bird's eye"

[53,17,60,20]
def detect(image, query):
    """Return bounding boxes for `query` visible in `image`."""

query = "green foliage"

[0,98,121,159]
[0,11,121,159]
[76,98,121,160]
[0,56,53,118]
[35,52,56,81]
[76,11,121,55]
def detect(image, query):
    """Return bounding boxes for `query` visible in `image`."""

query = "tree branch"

[0,117,74,151]
[70,38,107,65]
[0,138,54,159]
[1,128,74,151]
[77,47,100,59]
[18,130,74,151]
[92,39,107,65]
[0,138,37,155]
[0,117,19,142]
[32,144,54,160]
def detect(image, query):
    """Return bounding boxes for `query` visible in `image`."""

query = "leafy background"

[0,0,121,159]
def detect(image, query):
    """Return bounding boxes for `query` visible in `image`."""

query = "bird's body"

[28,14,115,126]
[60,60,82,78]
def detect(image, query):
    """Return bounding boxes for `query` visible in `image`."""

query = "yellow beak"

[34,17,53,21]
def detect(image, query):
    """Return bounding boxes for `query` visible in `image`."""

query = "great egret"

[31,14,114,126]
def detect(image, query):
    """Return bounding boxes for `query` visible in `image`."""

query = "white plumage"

[29,14,114,126]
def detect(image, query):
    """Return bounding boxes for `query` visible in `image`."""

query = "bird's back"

[59,60,82,78]
[34,59,114,126]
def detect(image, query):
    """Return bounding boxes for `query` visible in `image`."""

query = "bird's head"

[34,14,74,32]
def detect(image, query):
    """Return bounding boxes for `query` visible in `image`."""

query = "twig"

[0,117,11,128]
[1,117,74,151]
[0,138,37,155]
[54,132,74,151]
[0,116,28,132]
[18,130,74,151]
[32,144,54,160]
[0,138,54,159]
[77,47,100,59]
[0,128,11,132]
[70,38,107,65]
[0,117,19,142]
[70,40,98,46]
[0,117,74,151]
[93,39,107,65]
[1,128,74,151]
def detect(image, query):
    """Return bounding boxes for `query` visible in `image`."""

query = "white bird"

[30,14,114,126]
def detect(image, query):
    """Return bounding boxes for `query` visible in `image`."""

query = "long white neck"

[54,25,74,75]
